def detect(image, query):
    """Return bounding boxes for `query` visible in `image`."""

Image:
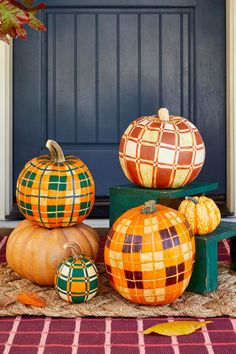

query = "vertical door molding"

[226,0,236,214]
[0,40,13,220]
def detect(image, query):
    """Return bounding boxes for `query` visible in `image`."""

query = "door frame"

[0,0,234,219]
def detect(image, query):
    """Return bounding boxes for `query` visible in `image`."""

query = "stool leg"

[187,240,218,293]
[230,236,236,271]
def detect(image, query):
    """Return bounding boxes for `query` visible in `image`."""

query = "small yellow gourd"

[178,196,221,235]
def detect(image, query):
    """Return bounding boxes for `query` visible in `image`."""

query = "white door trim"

[0,40,13,220]
[0,1,235,219]
[226,0,236,214]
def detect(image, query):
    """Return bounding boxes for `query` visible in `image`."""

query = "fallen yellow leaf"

[143,321,212,336]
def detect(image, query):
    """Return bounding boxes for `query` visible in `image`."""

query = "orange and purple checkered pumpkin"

[16,140,95,228]
[119,107,205,189]
[104,200,195,305]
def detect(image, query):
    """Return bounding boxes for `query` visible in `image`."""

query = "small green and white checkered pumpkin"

[54,243,99,303]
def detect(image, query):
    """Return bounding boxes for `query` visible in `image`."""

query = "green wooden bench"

[109,181,236,293]
[187,221,236,293]
[110,181,219,226]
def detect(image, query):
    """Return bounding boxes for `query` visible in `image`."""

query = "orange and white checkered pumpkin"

[119,108,205,188]
[104,200,195,305]
[16,140,95,228]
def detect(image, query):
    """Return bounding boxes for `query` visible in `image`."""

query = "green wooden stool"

[187,221,236,293]
[109,181,218,226]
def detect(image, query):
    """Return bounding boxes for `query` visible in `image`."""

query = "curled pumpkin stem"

[185,196,199,204]
[46,140,65,163]
[63,242,83,259]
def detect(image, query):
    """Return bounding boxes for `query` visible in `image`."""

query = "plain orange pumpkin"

[6,219,100,286]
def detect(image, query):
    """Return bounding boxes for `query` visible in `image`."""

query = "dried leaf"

[0,0,46,42]
[17,291,46,308]
[0,295,16,309]
[143,321,213,336]
[22,0,34,5]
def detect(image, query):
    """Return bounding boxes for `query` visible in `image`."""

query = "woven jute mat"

[1,262,236,318]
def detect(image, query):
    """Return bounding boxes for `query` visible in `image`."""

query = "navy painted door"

[14,0,225,196]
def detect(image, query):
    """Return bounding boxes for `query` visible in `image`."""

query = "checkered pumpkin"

[55,243,99,303]
[119,108,205,188]
[16,140,95,228]
[104,200,195,305]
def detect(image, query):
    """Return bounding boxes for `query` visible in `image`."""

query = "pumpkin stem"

[46,140,65,163]
[185,196,199,205]
[158,107,169,121]
[63,242,83,259]
[141,200,157,214]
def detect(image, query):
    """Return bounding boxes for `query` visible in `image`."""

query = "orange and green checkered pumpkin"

[119,107,205,189]
[16,140,95,228]
[104,200,195,305]
[55,243,99,303]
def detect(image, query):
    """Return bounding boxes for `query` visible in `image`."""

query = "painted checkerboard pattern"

[104,204,195,305]
[16,155,95,228]
[55,255,99,303]
[119,115,205,188]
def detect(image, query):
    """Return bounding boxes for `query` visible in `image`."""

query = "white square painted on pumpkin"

[141,262,154,271]
[87,266,96,277]
[125,140,137,157]
[60,265,70,277]
[195,150,205,164]
[154,261,165,270]
[158,148,175,164]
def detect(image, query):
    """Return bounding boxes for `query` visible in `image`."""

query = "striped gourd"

[178,196,221,235]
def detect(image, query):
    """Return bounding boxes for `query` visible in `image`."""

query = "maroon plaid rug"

[0,232,235,354]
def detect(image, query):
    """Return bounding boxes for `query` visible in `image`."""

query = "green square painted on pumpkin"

[58,205,65,211]
[79,201,90,216]
[25,171,36,180]
[59,176,67,183]
[58,212,64,217]
[59,183,67,191]
[57,277,68,291]
[47,205,57,212]
[27,181,33,188]
[81,179,91,188]
[48,183,59,191]
[26,209,34,216]
[22,179,27,187]
[89,278,98,291]
[49,175,59,182]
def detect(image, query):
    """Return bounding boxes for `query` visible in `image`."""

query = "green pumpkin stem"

[158,107,169,121]
[185,196,199,205]
[141,200,157,214]
[63,242,83,260]
[46,140,65,163]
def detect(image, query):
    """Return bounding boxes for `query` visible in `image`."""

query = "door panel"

[14,0,225,196]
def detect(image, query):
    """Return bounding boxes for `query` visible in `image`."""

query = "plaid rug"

[0,230,236,353]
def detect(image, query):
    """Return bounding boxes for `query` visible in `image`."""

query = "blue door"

[14,0,225,198]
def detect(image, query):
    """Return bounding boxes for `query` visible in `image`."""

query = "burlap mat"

[0,262,236,318]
